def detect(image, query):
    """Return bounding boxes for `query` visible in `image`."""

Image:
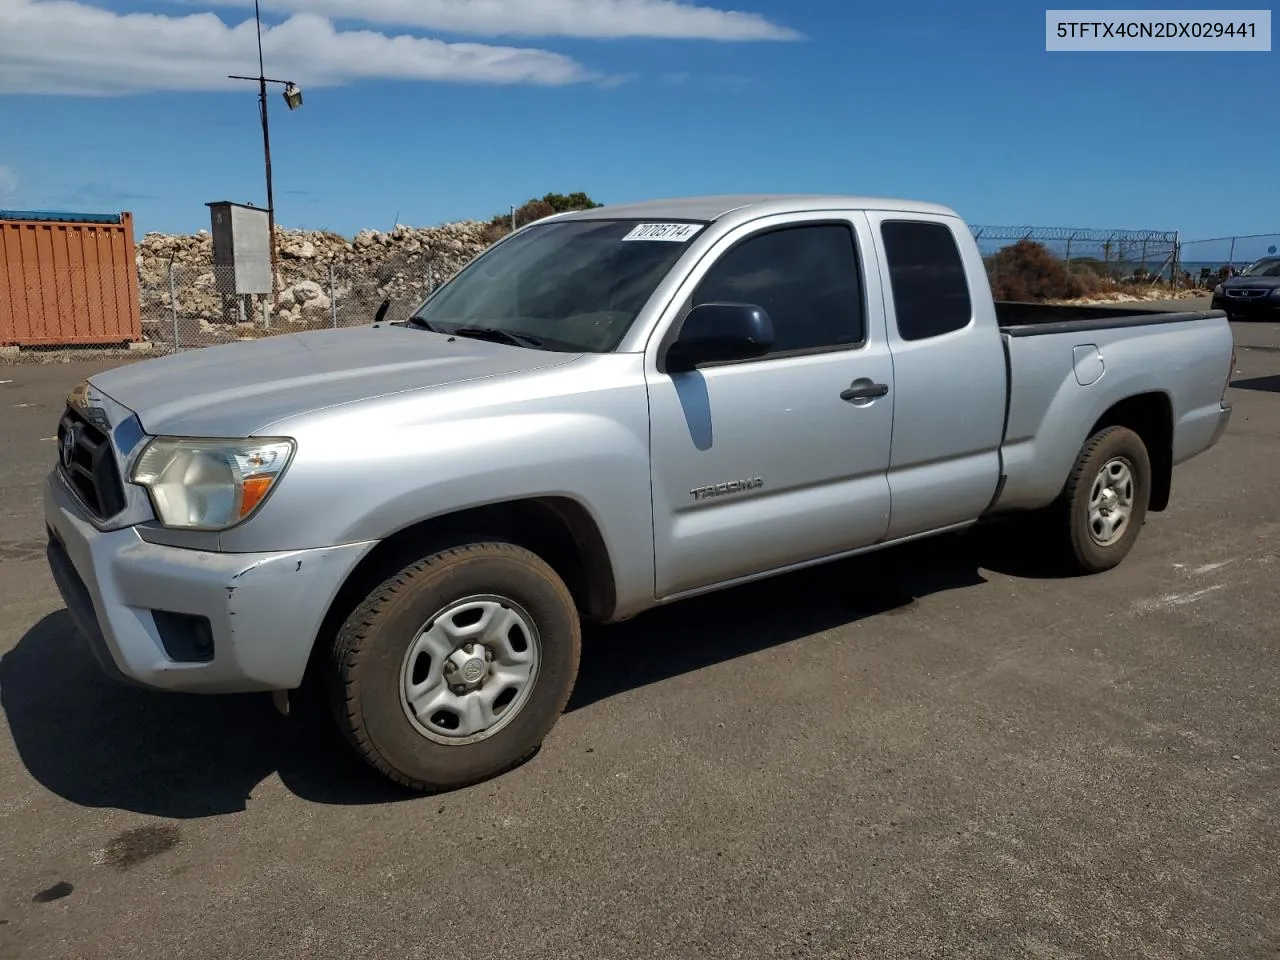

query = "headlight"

[130,437,295,531]
[1270,287,1280,299]
[1213,284,1224,295]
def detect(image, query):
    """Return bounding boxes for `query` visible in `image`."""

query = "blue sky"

[0,0,1275,241]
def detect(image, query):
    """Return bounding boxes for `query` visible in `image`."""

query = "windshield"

[409,218,706,352]
[1239,258,1280,277]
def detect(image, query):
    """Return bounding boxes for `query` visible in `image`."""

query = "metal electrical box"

[207,201,272,295]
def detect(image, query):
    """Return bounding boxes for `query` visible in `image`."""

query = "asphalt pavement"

[1,315,1278,960]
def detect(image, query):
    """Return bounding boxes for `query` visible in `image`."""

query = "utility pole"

[257,2,276,307]
[229,0,303,307]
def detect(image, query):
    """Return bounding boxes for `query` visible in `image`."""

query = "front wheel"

[1056,425,1152,574]
[327,542,581,792]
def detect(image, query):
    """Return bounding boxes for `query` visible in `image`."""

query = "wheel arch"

[304,496,617,690]
[1088,391,1173,511]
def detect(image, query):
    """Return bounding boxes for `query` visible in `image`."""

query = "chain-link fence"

[5,252,452,362]
[1175,233,1280,287]
[4,223,1277,364]
[138,258,444,353]
[970,225,1182,300]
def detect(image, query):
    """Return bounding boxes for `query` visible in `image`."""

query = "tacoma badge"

[690,477,764,501]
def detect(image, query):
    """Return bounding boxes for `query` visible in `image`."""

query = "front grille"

[1226,288,1269,299]
[57,406,127,519]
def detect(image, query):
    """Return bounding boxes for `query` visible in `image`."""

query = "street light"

[228,0,303,306]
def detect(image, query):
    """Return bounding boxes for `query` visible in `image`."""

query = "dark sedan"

[1212,256,1280,320]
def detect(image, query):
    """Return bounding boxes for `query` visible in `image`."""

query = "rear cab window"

[880,220,973,341]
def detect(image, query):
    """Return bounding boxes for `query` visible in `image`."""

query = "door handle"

[840,379,890,403]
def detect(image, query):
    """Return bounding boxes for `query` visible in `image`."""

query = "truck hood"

[89,324,581,437]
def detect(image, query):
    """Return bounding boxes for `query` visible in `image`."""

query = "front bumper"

[43,471,377,694]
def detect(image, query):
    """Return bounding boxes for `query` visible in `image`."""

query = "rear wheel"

[1056,425,1151,573]
[327,542,581,792]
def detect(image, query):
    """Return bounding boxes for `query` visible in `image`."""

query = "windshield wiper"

[403,315,440,332]
[448,326,545,349]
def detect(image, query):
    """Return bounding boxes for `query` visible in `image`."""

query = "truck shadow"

[0,521,1064,817]
[567,521,1062,712]
[1230,374,1280,394]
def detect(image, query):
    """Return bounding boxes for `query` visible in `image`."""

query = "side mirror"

[665,302,774,373]
[373,299,391,324]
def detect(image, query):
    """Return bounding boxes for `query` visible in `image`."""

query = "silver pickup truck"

[44,194,1235,792]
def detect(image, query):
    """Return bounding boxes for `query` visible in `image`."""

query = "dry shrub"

[987,239,1105,301]
[480,221,511,244]
[514,199,558,224]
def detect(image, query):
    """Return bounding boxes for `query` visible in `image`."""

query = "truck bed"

[995,300,1225,337]
[989,300,1234,517]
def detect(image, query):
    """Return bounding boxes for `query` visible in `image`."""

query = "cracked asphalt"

[1,313,1278,959]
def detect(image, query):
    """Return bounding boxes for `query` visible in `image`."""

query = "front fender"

[215,355,656,616]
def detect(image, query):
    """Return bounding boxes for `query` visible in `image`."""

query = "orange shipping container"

[0,210,144,347]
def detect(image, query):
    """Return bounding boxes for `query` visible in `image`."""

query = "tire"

[1056,425,1152,574]
[327,541,581,792]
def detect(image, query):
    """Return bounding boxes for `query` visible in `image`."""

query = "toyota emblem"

[59,426,77,469]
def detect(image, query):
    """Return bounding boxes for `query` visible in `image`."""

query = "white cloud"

[0,165,17,203]
[177,0,801,41]
[0,0,596,95]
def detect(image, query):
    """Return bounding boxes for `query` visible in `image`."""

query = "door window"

[691,223,865,355]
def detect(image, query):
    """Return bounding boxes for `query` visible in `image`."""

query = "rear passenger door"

[866,214,1008,539]
[646,213,895,598]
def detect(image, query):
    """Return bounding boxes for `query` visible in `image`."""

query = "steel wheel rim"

[1087,456,1135,547]
[398,594,542,746]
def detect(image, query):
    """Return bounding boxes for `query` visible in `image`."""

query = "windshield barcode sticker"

[621,222,703,242]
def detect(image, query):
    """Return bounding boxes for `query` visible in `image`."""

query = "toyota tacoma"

[44,195,1236,792]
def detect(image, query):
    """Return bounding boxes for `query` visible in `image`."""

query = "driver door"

[645,213,895,598]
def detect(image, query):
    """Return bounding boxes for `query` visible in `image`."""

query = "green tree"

[539,192,603,213]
